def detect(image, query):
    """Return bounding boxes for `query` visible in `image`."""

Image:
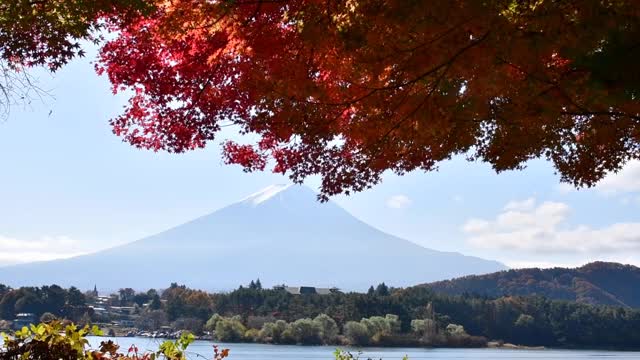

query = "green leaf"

[91,325,104,336]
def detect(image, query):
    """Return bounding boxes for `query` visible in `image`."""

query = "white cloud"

[0,235,89,266]
[453,195,464,203]
[505,260,584,269]
[463,199,640,254]
[386,195,412,209]
[503,197,536,212]
[462,219,490,233]
[597,160,640,194]
[555,182,576,194]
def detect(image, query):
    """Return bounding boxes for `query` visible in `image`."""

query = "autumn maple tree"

[5,0,640,198]
[0,0,151,118]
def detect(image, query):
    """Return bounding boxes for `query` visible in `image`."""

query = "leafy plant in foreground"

[0,321,229,360]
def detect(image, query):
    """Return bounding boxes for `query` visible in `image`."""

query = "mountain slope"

[0,185,506,291]
[421,262,640,307]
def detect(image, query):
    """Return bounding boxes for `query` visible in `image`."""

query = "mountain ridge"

[420,261,640,307]
[0,184,506,291]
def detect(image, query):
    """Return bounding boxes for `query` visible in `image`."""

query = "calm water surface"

[88,337,640,359]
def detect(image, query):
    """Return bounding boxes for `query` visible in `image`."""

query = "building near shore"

[13,313,36,330]
[275,285,340,295]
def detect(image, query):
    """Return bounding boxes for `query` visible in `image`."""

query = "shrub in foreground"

[0,321,229,360]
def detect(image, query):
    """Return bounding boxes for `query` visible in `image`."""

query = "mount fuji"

[0,185,506,291]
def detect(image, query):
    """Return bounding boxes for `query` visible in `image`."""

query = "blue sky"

[1,45,639,269]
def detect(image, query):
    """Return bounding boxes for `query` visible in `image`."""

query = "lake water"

[87,337,640,359]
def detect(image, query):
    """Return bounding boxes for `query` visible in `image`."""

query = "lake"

[87,337,640,359]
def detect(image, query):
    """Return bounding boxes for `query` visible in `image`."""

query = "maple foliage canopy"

[0,0,151,118]
[7,0,640,197]
[0,0,151,70]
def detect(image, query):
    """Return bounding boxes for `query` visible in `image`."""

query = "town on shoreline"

[1,280,639,350]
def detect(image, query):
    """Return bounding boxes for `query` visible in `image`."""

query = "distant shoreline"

[88,335,640,352]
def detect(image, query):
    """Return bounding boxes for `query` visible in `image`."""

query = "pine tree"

[375,283,390,297]
[367,286,375,296]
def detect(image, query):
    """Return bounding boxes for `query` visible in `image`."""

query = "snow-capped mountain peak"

[241,184,293,205]
[0,184,506,291]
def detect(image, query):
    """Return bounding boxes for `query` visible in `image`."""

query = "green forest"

[424,262,640,307]
[1,281,639,349]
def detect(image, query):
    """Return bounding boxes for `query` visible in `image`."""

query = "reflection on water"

[87,337,640,360]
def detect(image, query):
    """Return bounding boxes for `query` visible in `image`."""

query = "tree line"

[202,312,484,348]
[1,281,640,348]
[0,284,87,323]
[202,283,640,348]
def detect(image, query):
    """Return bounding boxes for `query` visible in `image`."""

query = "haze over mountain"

[422,262,640,307]
[0,185,505,291]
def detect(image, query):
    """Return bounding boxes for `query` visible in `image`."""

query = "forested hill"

[422,262,640,308]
